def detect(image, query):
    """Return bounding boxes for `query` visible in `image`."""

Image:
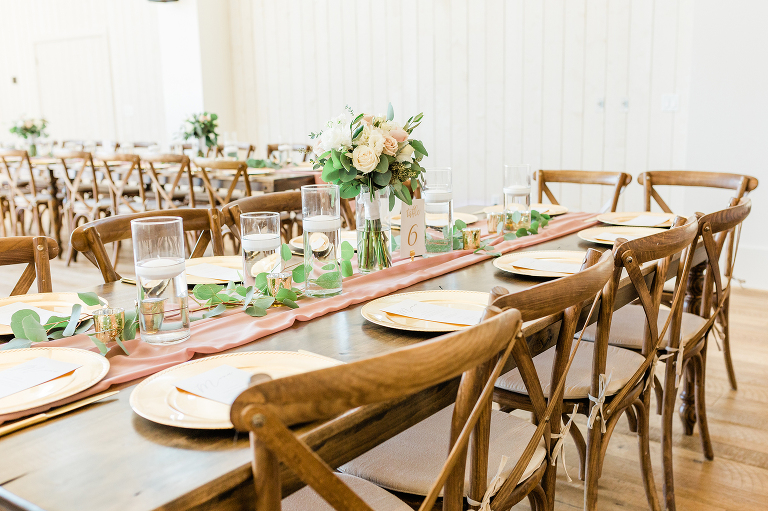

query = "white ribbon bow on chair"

[587,372,613,433]
[466,455,508,511]
[551,404,578,482]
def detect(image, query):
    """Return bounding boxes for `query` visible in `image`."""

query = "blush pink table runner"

[0,212,597,423]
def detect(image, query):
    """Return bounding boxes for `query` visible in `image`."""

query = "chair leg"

[679,363,697,436]
[567,419,587,481]
[661,360,678,511]
[624,405,638,433]
[720,298,737,390]
[654,376,664,415]
[694,353,715,460]
[583,421,602,510]
[635,392,662,511]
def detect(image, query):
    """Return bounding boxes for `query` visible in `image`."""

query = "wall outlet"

[661,94,679,112]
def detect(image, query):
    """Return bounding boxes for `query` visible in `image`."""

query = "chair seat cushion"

[580,305,708,349]
[282,473,411,511]
[339,405,546,497]
[495,343,645,400]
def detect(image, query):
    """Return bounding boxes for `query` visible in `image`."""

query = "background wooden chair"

[221,191,302,244]
[214,142,255,160]
[536,170,632,213]
[70,208,225,283]
[341,251,612,511]
[231,305,525,511]
[141,153,196,210]
[192,158,251,207]
[267,143,312,163]
[0,149,52,236]
[0,236,58,295]
[638,170,758,391]
[93,152,148,214]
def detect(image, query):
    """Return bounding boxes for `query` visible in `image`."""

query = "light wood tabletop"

[0,222,706,511]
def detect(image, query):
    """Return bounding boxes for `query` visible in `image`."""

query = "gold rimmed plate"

[391,212,479,228]
[0,293,106,336]
[361,290,490,333]
[0,347,110,415]
[493,250,588,278]
[289,230,357,253]
[595,211,675,228]
[578,226,666,246]
[129,351,343,429]
[482,203,568,216]
[185,256,243,285]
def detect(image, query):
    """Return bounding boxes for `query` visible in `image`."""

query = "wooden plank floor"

[1,250,766,510]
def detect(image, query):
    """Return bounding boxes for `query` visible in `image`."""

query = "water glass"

[131,217,190,345]
[241,212,282,287]
[302,184,342,297]
[503,164,532,231]
[423,167,454,255]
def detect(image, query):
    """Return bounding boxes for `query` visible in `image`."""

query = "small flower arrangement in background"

[180,112,219,157]
[9,117,48,140]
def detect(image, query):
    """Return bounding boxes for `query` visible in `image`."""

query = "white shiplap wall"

[0,0,166,144]
[229,0,695,211]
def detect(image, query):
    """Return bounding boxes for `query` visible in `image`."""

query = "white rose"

[185,121,195,133]
[396,143,415,162]
[352,145,379,173]
[320,124,352,151]
[365,126,385,156]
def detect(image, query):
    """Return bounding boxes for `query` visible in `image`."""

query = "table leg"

[679,261,706,435]
[47,168,63,256]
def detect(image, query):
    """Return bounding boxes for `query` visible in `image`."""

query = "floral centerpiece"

[9,117,48,157]
[311,104,428,273]
[180,112,219,157]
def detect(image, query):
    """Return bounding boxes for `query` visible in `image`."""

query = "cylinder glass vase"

[302,184,342,297]
[356,185,392,274]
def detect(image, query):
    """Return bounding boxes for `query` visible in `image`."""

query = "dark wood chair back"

[221,191,302,242]
[536,170,632,213]
[70,208,225,283]
[636,171,758,213]
[193,158,251,206]
[141,153,195,209]
[0,236,58,295]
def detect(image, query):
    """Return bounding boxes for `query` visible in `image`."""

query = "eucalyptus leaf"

[89,335,108,356]
[322,158,337,182]
[48,330,66,340]
[375,155,389,174]
[409,139,428,157]
[43,315,70,331]
[331,149,342,170]
[340,181,361,199]
[202,304,227,319]
[21,315,47,343]
[235,285,249,296]
[281,244,292,261]
[77,292,102,306]
[340,153,352,172]
[454,219,467,231]
[387,102,394,121]
[275,288,298,302]
[281,298,299,309]
[341,241,355,260]
[529,221,539,234]
[1,338,32,350]
[193,284,224,301]
[373,170,391,187]
[511,210,522,223]
[254,272,268,292]
[389,192,396,211]
[341,260,353,277]
[251,296,275,309]
[75,318,94,335]
[292,264,307,283]
[115,339,130,356]
[504,232,517,241]
[321,263,336,270]
[245,306,267,317]
[315,271,341,289]
[62,304,82,337]
[339,166,357,183]
[243,287,256,311]
[516,228,529,237]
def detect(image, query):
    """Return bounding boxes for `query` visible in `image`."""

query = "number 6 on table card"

[400,198,426,257]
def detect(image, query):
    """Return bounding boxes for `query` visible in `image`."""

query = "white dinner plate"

[185,256,243,285]
[578,226,666,246]
[595,211,675,228]
[493,250,588,278]
[129,351,343,429]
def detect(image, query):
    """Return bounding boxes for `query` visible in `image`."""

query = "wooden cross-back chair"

[638,170,757,391]
[70,208,225,283]
[214,142,256,160]
[221,191,302,245]
[232,306,530,511]
[0,236,58,295]
[267,143,312,163]
[141,154,195,210]
[93,152,148,215]
[495,215,699,511]
[0,149,51,236]
[193,158,251,207]
[536,170,632,213]
[338,252,613,511]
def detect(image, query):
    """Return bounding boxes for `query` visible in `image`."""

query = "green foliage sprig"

[246,158,281,170]
[290,240,355,288]
[446,210,551,257]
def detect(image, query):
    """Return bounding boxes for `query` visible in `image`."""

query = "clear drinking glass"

[241,212,282,287]
[302,184,342,297]
[131,217,190,345]
[503,164,532,231]
[423,168,454,255]
[223,132,239,160]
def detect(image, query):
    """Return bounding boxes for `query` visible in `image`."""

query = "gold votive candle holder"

[462,228,482,250]
[93,307,126,345]
[487,212,504,234]
[139,298,166,335]
[267,272,292,306]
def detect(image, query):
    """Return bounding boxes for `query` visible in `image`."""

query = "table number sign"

[400,199,426,258]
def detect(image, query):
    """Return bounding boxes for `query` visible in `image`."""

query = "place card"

[185,264,242,282]
[511,257,581,274]
[0,302,57,326]
[175,364,252,405]
[594,232,641,242]
[400,199,426,257]
[622,214,669,227]
[0,357,82,400]
[381,299,483,326]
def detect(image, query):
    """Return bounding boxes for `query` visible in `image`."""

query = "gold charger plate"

[185,256,243,285]
[0,347,110,415]
[482,203,568,216]
[391,212,479,228]
[289,230,357,253]
[361,290,490,333]
[493,250,588,278]
[129,351,343,429]
[595,211,675,228]
[0,292,106,336]
[578,226,666,246]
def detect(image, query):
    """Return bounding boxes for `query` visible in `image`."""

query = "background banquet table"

[0,221,705,511]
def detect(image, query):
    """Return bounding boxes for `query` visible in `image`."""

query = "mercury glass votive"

[267,272,293,306]
[462,228,482,250]
[487,212,504,234]
[92,307,126,345]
